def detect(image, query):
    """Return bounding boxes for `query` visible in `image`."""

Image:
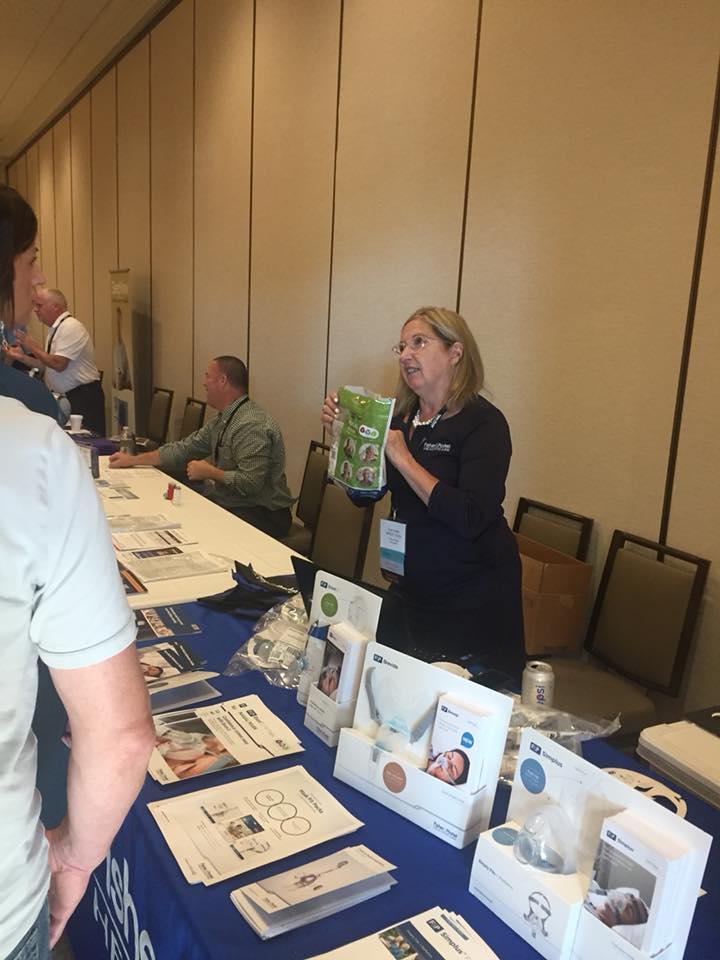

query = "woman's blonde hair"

[394,306,484,417]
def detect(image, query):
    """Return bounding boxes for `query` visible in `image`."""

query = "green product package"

[328,386,395,493]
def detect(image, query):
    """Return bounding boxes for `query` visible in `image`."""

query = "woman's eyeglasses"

[391,334,440,356]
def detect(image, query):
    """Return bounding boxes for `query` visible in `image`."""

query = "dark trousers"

[231,504,293,540]
[66,379,106,435]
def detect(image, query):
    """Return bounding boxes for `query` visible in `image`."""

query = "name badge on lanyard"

[379,517,406,582]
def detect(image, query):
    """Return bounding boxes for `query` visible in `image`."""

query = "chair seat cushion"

[550,659,657,734]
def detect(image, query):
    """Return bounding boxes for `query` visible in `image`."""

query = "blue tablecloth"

[66,603,719,959]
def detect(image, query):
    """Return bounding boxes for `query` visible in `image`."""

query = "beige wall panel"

[25,144,40,217]
[8,159,26,195]
[151,0,194,433]
[250,0,340,494]
[24,145,42,341]
[669,137,720,710]
[91,70,119,392]
[16,155,28,199]
[53,116,74,304]
[37,131,57,289]
[194,0,253,395]
[461,0,720,574]
[328,0,479,396]
[70,97,94,340]
[118,37,151,319]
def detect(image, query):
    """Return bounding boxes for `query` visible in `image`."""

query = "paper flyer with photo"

[308,906,499,959]
[147,765,363,885]
[135,606,202,642]
[328,386,394,493]
[137,638,205,680]
[231,845,396,939]
[107,514,181,533]
[123,551,230,582]
[149,695,303,784]
[113,528,197,551]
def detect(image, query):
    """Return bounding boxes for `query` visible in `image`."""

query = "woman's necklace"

[411,405,446,429]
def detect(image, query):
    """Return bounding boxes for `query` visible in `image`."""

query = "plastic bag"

[328,386,395,493]
[224,594,309,688]
[500,696,620,786]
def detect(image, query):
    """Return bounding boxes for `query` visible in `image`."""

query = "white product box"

[471,820,586,960]
[305,690,356,748]
[333,643,512,847]
[577,810,691,960]
[297,571,382,707]
[427,694,492,794]
[468,731,712,960]
[304,621,370,747]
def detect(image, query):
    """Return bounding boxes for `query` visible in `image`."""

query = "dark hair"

[0,185,38,325]
[214,356,248,391]
[453,749,470,786]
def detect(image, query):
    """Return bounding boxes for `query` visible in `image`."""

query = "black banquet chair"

[550,530,710,733]
[135,387,174,451]
[513,497,593,561]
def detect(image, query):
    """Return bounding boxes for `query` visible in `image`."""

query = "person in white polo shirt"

[1,183,154,959]
[9,287,106,434]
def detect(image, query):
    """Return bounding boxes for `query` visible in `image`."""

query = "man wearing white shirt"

[11,287,106,434]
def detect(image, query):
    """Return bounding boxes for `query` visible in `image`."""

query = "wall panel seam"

[456,0,483,314]
[247,0,257,380]
[659,52,720,545]
[324,0,345,402]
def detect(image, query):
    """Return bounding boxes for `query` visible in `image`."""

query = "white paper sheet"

[148,766,363,885]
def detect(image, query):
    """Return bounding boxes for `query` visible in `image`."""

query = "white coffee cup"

[69,414,83,432]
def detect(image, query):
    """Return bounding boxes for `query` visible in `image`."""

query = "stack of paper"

[122,551,230,582]
[231,845,396,939]
[308,907,499,959]
[149,695,303,784]
[148,765,363,885]
[113,528,197,551]
[108,514,181,532]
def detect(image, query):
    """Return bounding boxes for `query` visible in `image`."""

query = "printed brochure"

[231,845,396,939]
[149,695,303,784]
[147,765,363,885]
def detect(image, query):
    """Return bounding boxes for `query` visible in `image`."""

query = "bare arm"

[109,449,161,468]
[15,330,69,371]
[46,645,154,946]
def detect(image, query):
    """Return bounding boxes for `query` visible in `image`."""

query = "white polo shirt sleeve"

[29,422,136,668]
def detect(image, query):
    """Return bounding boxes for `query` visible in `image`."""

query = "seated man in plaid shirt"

[110,356,294,538]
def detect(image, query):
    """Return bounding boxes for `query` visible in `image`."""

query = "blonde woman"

[322,307,523,683]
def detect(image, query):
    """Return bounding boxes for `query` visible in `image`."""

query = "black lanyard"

[214,396,248,461]
[46,316,67,354]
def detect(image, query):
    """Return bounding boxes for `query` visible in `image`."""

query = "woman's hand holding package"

[320,391,339,428]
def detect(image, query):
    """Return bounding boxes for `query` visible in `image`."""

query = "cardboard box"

[515,533,593,655]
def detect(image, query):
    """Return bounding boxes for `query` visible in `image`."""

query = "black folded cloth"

[198,561,297,617]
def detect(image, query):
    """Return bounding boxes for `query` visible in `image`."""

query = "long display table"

[66,601,720,960]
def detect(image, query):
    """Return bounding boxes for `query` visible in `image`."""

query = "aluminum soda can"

[522,660,555,708]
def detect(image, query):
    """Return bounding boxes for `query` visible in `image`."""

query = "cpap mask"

[428,752,457,784]
[514,803,577,874]
[364,667,436,762]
